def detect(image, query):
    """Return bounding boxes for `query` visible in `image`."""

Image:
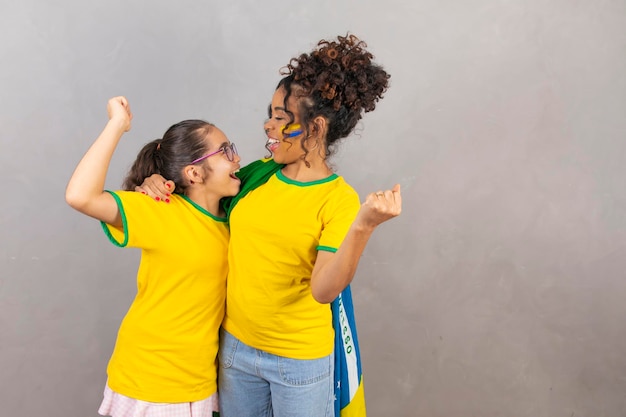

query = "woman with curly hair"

[140,34,401,417]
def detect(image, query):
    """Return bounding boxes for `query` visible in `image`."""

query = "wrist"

[351,219,377,235]
[107,118,127,131]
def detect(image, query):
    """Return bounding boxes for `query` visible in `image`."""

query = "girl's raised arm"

[65,96,132,226]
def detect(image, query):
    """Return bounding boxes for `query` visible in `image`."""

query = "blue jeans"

[218,329,334,417]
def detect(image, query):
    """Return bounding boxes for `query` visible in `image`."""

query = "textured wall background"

[2,1,625,416]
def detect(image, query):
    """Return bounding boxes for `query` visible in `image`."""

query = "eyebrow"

[211,141,229,151]
[267,104,287,116]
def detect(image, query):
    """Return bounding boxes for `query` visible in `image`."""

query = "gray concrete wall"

[2,0,625,416]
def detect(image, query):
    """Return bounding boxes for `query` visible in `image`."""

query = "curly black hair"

[277,34,390,159]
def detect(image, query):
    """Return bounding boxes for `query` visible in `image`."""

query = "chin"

[272,154,292,164]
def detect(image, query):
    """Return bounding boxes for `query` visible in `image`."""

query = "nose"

[263,119,273,135]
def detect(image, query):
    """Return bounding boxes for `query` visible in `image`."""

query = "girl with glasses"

[140,34,401,417]
[66,96,241,417]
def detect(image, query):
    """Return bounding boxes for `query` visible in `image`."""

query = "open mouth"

[266,138,279,152]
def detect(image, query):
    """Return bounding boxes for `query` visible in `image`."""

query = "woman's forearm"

[310,185,402,303]
[311,221,376,303]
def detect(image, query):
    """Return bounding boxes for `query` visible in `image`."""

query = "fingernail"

[166,193,171,197]
[141,191,146,195]
[165,198,170,203]
[155,197,160,201]
[165,183,171,188]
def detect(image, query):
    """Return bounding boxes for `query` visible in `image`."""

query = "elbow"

[311,272,355,304]
[65,186,87,211]
[311,286,336,304]
[313,293,334,305]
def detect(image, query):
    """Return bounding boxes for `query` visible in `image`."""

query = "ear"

[183,165,204,185]
[310,116,328,140]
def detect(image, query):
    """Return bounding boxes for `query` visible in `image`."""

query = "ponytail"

[122,139,163,191]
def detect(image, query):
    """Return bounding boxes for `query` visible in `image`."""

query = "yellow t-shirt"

[223,170,360,359]
[101,191,228,402]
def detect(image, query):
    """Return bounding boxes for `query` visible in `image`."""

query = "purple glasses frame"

[190,143,237,165]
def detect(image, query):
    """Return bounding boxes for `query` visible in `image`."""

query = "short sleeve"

[317,185,361,253]
[99,191,163,250]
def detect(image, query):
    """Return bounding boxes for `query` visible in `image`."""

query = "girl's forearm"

[65,119,126,223]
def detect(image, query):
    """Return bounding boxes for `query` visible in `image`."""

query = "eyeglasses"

[190,143,238,164]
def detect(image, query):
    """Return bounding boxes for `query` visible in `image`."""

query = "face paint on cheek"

[283,124,303,138]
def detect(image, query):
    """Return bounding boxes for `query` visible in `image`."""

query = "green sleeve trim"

[99,191,129,248]
[181,195,227,222]
[317,245,338,253]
